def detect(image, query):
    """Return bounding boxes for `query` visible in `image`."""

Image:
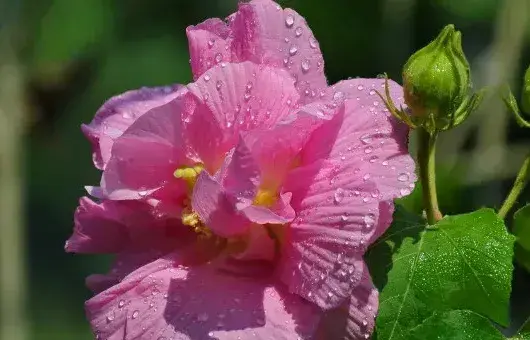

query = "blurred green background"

[0,0,529,339]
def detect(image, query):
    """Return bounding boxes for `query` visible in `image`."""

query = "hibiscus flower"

[66,0,416,339]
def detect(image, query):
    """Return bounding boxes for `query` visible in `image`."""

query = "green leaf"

[407,310,505,340]
[366,207,515,340]
[514,205,530,250]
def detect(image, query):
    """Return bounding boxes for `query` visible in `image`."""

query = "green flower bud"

[402,25,472,133]
[522,65,530,114]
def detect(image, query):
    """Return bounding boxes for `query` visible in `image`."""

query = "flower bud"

[402,25,471,132]
[522,65,530,114]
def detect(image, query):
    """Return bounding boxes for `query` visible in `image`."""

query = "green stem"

[498,155,530,219]
[0,29,27,340]
[417,128,443,224]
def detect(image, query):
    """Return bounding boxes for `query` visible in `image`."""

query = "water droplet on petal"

[301,59,311,73]
[340,215,348,222]
[285,14,294,27]
[363,173,371,181]
[118,300,125,308]
[138,190,148,198]
[382,160,389,166]
[289,45,298,56]
[216,80,223,90]
[362,319,368,326]
[106,313,115,322]
[204,74,211,82]
[244,92,251,102]
[334,188,345,204]
[397,173,409,182]
[400,188,411,196]
[357,85,364,91]
[369,90,376,95]
[246,81,253,91]
[122,111,134,119]
[295,27,303,37]
[309,37,318,49]
[215,53,223,63]
[333,91,344,101]
[364,213,376,225]
[364,146,373,154]
[360,134,372,144]
[369,155,378,163]
[208,39,215,48]
[132,310,139,319]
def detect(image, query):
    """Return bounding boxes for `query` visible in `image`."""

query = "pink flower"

[67,0,416,339]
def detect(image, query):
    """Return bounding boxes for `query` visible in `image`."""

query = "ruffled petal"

[242,102,331,186]
[187,18,234,79]
[66,197,196,292]
[232,0,327,103]
[82,85,185,170]
[65,197,129,254]
[320,78,417,200]
[86,253,322,340]
[280,158,380,309]
[187,61,299,171]
[101,93,196,199]
[192,170,253,237]
[278,78,414,310]
[317,264,379,340]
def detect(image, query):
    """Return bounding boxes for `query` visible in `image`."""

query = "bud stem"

[417,128,443,224]
[498,155,530,219]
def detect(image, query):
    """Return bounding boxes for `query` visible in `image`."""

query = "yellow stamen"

[181,204,211,237]
[253,187,278,207]
[174,164,204,190]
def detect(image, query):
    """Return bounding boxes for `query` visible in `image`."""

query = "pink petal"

[102,94,196,200]
[317,264,379,340]
[232,0,327,102]
[219,137,261,200]
[66,197,197,292]
[242,102,331,186]
[279,160,381,309]
[278,78,415,310]
[192,171,252,237]
[86,253,321,340]
[186,61,299,171]
[186,18,234,79]
[65,197,129,254]
[231,224,276,262]
[241,192,295,224]
[320,78,417,201]
[83,85,185,170]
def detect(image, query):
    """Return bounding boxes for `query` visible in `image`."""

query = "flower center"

[173,165,285,255]
[173,164,204,191]
[253,187,278,207]
[174,164,212,237]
